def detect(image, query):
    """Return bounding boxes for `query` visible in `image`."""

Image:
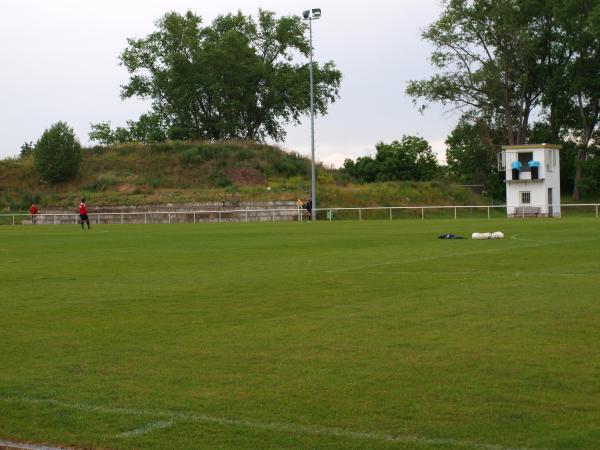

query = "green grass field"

[1,219,599,449]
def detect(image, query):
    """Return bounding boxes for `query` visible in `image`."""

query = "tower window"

[518,152,533,172]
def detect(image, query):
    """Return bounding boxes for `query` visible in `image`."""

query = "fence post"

[389,208,392,220]
[454,207,457,220]
[168,213,171,224]
[145,213,147,224]
[12,215,15,226]
[359,209,362,221]
[488,206,490,220]
[246,211,248,222]
[596,204,598,218]
[421,208,424,220]
[272,210,275,221]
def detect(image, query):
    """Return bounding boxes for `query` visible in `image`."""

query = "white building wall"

[503,145,561,217]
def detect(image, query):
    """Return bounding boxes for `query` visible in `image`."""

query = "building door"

[548,188,553,217]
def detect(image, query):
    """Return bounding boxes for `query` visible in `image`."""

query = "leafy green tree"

[89,114,167,145]
[343,136,439,182]
[342,156,380,183]
[408,0,600,199]
[89,122,131,145]
[532,0,600,199]
[445,119,505,199]
[20,141,34,158]
[406,0,552,145]
[118,9,341,142]
[562,1,600,199]
[34,122,82,183]
[127,114,167,143]
[375,136,439,181]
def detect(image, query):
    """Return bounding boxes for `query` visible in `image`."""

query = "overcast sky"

[0,0,456,167]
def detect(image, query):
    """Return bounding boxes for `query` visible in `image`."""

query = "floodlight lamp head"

[302,8,321,20]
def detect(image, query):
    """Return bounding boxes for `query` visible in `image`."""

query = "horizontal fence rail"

[0,208,304,226]
[319,204,599,221]
[1,204,598,226]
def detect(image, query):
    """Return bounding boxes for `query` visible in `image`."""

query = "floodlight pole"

[304,9,320,221]
[309,18,316,221]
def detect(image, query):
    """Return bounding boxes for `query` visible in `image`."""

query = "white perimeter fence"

[2,204,599,226]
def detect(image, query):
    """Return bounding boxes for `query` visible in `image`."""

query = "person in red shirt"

[29,203,38,224]
[79,198,91,229]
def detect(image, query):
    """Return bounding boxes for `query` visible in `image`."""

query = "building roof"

[501,143,562,150]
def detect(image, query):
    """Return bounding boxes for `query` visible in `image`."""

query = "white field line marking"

[510,234,540,243]
[0,396,544,450]
[0,439,65,450]
[116,419,177,438]
[328,235,600,274]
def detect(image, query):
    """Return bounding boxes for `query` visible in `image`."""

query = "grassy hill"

[0,140,484,211]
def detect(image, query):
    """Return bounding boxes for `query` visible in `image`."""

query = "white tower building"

[499,144,562,217]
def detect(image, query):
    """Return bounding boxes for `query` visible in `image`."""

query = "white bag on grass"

[472,231,504,240]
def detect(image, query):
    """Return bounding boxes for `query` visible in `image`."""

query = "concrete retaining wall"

[25,201,305,225]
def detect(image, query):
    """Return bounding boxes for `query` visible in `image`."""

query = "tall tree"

[406,0,550,145]
[562,0,600,199]
[536,0,600,199]
[118,10,341,142]
[408,0,600,199]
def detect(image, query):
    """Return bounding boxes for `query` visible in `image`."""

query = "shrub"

[209,169,232,187]
[236,148,254,161]
[18,192,43,210]
[148,143,171,152]
[273,157,309,177]
[180,145,219,166]
[82,177,118,192]
[148,178,162,188]
[576,176,598,197]
[34,122,82,183]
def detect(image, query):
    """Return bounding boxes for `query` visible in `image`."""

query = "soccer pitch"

[1,219,599,449]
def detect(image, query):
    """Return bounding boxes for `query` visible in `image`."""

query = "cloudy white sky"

[0,0,456,167]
